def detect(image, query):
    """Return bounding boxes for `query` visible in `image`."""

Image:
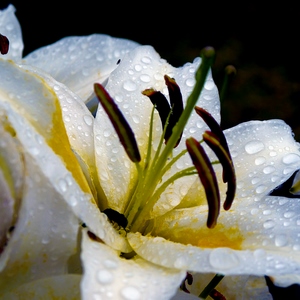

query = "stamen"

[186,137,220,228]
[203,131,236,210]
[164,75,184,147]
[194,106,230,160]
[142,75,184,148]
[0,33,9,55]
[94,83,141,163]
[142,88,172,143]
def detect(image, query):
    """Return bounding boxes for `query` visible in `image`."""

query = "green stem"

[199,273,224,299]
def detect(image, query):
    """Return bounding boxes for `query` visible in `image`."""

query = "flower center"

[94,47,236,236]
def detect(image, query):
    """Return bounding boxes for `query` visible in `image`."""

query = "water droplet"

[263,220,275,229]
[209,248,240,269]
[29,147,40,155]
[174,256,187,268]
[284,211,295,219]
[134,64,142,72]
[141,56,152,64]
[185,78,195,87]
[121,286,141,300]
[255,156,266,165]
[251,177,260,185]
[245,141,265,154]
[251,208,259,215]
[58,178,68,192]
[263,166,275,174]
[97,269,114,284]
[275,234,288,247]
[83,115,93,126]
[132,115,140,124]
[293,244,300,251]
[255,185,267,194]
[204,80,215,90]
[69,195,78,207]
[41,238,49,244]
[282,153,300,165]
[103,259,118,269]
[140,74,150,83]
[123,81,137,92]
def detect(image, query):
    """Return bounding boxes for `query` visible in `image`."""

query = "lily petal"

[24,34,140,101]
[0,4,23,61]
[127,120,300,286]
[0,119,79,295]
[80,229,186,300]
[6,61,131,253]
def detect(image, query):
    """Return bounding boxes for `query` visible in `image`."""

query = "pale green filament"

[125,48,215,232]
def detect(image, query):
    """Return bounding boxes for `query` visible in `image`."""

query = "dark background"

[1,1,300,140]
[1,1,300,298]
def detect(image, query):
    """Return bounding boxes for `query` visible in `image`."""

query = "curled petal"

[81,229,186,300]
[186,137,220,228]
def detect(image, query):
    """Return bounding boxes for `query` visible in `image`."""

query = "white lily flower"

[2,3,300,300]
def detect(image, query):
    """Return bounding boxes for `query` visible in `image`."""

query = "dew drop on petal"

[58,178,68,192]
[140,74,150,83]
[263,166,275,174]
[185,78,195,87]
[244,141,265,154]
[263,220,275,229]
[120,286,141,300]
[275,234,288,247]
[284,211,295,219]
[204,80,215,90]
[103,259,118,269]
[97,269,114,284]
[134,64,142,72]
[255,185,267,194]
[123,80,137,92]
[282,153,300,165]
[83,115,93,126]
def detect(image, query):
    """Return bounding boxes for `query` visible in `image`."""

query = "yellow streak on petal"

[160,224,245,250]
[47,90,92,196]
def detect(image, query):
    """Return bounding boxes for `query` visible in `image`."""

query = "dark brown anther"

[142,75,184,147]
[142,88,171,140]
[94,83,141,163]
[186,137,220,228]
[203,131,236,210]
[0,34,9,55]
[164,75,184,147]
[194,106,230,156]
